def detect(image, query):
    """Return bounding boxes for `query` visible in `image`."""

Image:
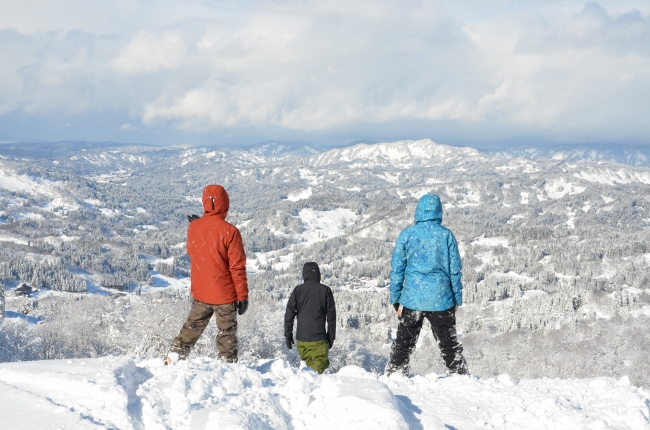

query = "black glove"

[394,303,403,320]
[237,300,249,315]
[327,333,335,349]
[286,334,294,349]
[187,214,200,222]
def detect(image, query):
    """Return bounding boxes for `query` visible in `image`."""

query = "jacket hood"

[414,194,442,223]
[202,185,229,218]
[302,262,321,282]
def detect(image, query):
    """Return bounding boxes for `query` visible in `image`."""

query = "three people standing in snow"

[166,185,249,365]
[167,184,465,377]
[386,193,468,376]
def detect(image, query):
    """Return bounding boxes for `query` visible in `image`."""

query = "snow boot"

[164,352,180,366]
[385,362,409,377]
[445,354,469,376]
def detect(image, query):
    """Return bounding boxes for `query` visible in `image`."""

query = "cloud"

[119,123,137,131]
[113,31,188,75]
[0,0,649,144]
[517,3,650,56]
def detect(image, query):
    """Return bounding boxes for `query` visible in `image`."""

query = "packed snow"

[0,357,648,430]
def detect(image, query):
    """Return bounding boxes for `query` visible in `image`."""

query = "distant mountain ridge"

[490,143,650,168]
[2,139,650,169]
[239,141,323,158]
[310,139,485,168]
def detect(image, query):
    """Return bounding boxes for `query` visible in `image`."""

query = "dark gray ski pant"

[387,307,467,375]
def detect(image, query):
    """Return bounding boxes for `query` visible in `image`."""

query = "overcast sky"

[1,0,649,148]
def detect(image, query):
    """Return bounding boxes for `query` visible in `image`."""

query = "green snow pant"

[297,340,330,374]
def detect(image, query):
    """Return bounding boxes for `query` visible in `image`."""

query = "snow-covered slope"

[310,139,486,168]
[72,151,150,167]
[2,139,650,401]
[0,162,63,196]
[0,357,648,430]
[0,161,80,211]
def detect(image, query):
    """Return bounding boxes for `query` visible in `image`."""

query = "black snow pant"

[387,307,467,376]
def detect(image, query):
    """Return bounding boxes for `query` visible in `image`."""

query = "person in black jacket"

[284,262,336,374]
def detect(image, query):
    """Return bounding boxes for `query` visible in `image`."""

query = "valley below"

[1,139,649,396]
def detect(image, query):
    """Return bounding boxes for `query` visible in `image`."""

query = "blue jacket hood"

[414,194,442,223]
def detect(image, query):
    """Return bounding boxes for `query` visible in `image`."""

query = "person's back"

[187,185,248,305]
[389,194,462,312]
[284,262,336,374]
[387,194,468,376]
[165,184,249,365]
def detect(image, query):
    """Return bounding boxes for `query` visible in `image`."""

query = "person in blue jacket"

[386,193,468,376]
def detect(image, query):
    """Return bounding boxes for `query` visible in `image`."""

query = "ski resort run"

[0,357,648,430]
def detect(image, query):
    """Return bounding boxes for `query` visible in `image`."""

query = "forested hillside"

[1,139,649,387]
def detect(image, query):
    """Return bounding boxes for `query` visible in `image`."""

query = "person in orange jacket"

[165,185,249,365]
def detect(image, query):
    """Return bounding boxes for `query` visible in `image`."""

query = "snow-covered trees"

[0,283,4,317]
[0,255,86,292]
[2,141,650,388]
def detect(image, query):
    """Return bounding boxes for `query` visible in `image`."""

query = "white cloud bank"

[0,0,649,144]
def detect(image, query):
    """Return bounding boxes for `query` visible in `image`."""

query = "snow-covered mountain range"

[1,138,649,427]
[310,139,485,168]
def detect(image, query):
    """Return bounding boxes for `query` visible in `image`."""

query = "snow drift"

[0,357,648,429]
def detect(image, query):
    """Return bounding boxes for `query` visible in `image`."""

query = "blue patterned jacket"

[389,194,463,312]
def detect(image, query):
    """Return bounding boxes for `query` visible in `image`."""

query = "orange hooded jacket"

[186,185,248,305]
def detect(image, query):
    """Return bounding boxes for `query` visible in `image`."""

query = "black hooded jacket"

[284,262,336,343]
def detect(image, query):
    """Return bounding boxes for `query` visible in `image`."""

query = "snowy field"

[248,208,359,272]
[297,208,359,245]
[0,357,648,430]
